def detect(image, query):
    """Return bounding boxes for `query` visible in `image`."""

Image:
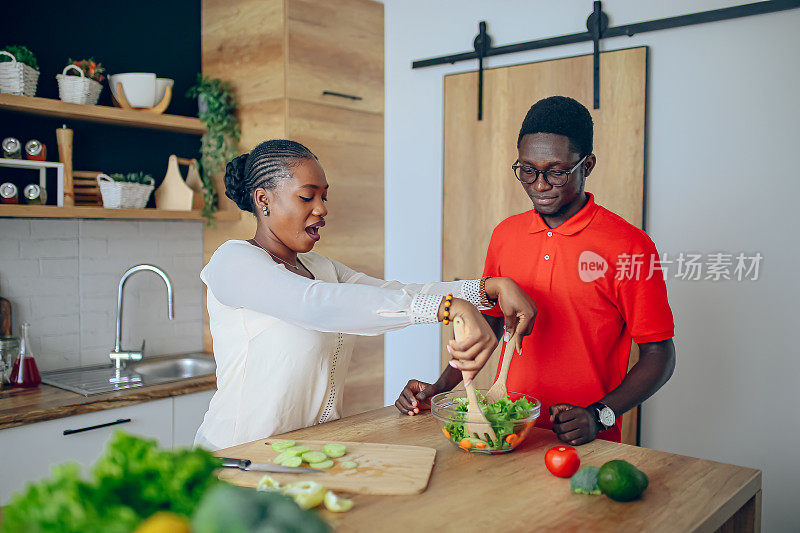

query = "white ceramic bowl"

[109,72,157,108]
[155,78,174,106]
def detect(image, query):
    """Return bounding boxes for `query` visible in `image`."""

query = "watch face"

[599,407,615,428]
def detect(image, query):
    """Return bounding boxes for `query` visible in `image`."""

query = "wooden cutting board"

[215,439,436,495]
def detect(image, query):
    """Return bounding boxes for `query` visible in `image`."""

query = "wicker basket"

[0,51,39,96]
[57,64,102,105]
[98,174,154,209]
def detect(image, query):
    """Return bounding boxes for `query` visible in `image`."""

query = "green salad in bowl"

[431,390,540,454]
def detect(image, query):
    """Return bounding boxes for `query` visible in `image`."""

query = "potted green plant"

[186,74,241,223]
[98,171,155,209]
[0,45,40,96]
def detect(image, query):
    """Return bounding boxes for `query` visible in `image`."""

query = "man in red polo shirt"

[395,96,675,444]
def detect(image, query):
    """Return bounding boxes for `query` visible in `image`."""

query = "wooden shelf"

[0,204,243,222]
[213,210,242,222]
[0,205,206,221]
[0,93,205,134]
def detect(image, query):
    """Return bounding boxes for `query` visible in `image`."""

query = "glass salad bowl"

[431,390,540,454]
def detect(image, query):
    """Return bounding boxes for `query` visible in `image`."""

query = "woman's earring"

[262,205,269,216]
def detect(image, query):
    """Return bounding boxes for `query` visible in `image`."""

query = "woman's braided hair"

[224,139,318,213]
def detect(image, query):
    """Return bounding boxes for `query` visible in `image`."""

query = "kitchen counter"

[242,407,761,532]
[0,374,216,431]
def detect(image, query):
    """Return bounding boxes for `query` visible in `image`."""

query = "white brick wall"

[0,218,204,372]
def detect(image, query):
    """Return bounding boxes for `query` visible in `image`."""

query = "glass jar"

[0,337,20,389]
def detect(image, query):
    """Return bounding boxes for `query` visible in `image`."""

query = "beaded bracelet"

[442,293,454,325]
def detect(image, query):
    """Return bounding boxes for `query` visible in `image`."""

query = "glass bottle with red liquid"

[10,322,41,388]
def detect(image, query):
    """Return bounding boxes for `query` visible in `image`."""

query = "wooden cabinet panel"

[342,335,383,417]
[202,0,286,105]
[0,398,172,504]
[287,0,383,114]
[286,99,383,277]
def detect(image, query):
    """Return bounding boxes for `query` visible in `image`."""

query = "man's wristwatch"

[588,402,616,431]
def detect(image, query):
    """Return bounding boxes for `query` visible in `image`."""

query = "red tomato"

[544,446,580,478]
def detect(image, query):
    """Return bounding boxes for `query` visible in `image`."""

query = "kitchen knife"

[220,457,320,474]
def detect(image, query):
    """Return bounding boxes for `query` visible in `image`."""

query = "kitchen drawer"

[173,389,215,448]
[0,398,172,505]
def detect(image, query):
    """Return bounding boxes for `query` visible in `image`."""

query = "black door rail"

[412,0,800,115]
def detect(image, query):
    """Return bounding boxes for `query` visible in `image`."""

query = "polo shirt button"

[547,231,553,237]
[544,254,550,260]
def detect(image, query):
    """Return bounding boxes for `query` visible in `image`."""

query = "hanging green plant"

[186,74,241,223]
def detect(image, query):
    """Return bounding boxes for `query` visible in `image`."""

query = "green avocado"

[597,460,649,502]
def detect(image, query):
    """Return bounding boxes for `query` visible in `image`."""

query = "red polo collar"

[528,193,599,235]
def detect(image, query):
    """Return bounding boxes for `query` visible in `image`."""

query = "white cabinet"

[172,390,215,448]
[0,398,172,505]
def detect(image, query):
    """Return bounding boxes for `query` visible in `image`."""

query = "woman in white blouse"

[195,140,536,450]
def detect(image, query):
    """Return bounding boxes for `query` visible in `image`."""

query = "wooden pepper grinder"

[56,124,74,207]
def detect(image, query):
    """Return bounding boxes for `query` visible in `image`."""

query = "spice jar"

[22,184,46,205]
[24,139,46,161]
[0,182,18,204]
[2,137,22,159]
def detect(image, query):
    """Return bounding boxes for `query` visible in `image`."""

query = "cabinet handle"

[322,90,363,101]
[63,418,132,435]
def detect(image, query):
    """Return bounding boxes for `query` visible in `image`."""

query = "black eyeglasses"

[511,154,589,187]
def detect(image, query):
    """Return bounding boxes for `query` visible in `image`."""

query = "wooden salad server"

[485,337,517,403]
[452,316,498,444]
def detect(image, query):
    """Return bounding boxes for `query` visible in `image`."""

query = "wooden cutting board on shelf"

[215,439,436,495]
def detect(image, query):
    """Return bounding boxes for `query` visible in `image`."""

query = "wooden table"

[230,407,761,532]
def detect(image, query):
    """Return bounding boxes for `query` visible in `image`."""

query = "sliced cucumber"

[301,451,328,464]
[323,443,347,458]
[282,456,303,468]
[271,439,296,451]
[286,445,311,455]
[273,451,296,465]
[340,461,358,469]
[309,459,334,469]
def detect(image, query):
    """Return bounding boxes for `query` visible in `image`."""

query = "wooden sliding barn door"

[442,47,648,444]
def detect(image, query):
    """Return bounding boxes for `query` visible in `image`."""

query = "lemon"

[282,480,326,509]
[134,512,190,533]
[324,490,354,512]
[256,474,281,492]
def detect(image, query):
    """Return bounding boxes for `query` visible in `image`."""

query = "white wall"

[384,1,800,530]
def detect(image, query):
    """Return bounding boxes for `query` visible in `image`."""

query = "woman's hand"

[442,299,500,384]
[484,277,537,352]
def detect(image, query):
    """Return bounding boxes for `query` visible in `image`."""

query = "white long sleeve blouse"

[194,240,485,450]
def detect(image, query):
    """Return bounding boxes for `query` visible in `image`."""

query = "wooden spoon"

[485,337,516,403]
[452,316,498,444]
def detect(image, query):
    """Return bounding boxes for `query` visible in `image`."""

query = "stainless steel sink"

[41,353,216,396]
[132,356,216,380]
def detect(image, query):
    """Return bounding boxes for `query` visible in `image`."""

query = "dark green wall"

[0,0,201,205]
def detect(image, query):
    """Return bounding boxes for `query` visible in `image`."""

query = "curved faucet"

[111,264,174,369]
